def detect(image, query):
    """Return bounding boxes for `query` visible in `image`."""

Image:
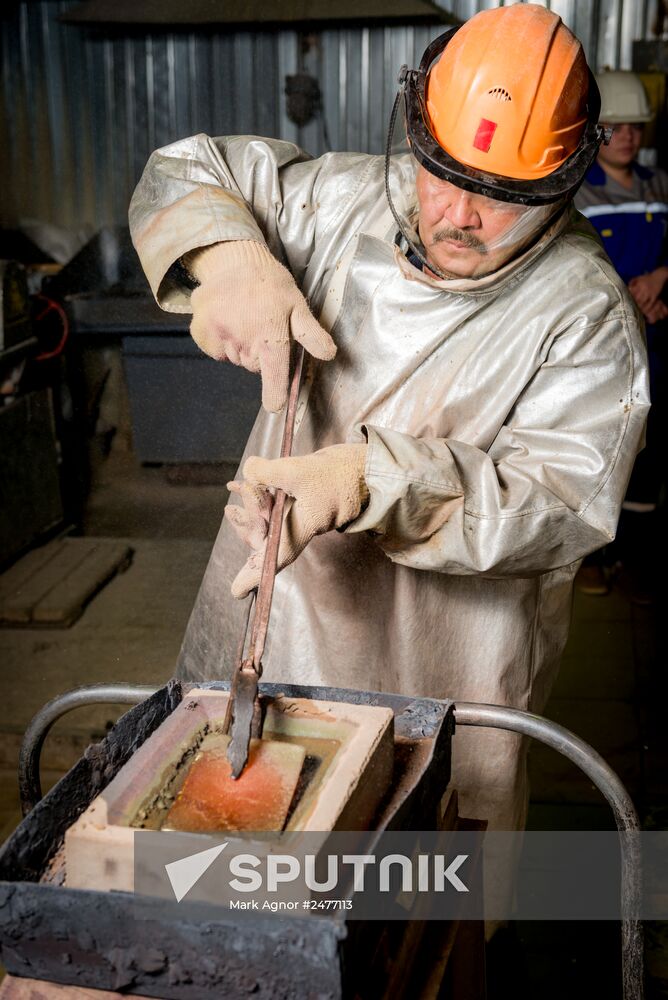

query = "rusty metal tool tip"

[227,666,259,778]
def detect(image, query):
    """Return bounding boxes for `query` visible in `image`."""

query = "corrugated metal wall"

[0,0,661,231]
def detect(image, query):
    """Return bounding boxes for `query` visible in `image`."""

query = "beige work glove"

[225,443,369,598]
[186,240,336,412]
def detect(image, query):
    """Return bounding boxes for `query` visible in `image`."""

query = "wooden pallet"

[0,538,133,628]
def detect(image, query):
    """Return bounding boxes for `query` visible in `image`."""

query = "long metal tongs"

[225,346,305,778]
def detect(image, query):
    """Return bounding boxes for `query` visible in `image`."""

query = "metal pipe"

[19,684,156,816]
[454,702,644,1000]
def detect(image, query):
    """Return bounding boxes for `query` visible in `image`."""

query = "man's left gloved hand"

[225,443,369,598]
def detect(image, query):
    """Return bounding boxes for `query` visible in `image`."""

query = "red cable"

[34,294,69,361]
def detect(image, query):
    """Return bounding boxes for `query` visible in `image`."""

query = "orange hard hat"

[401,4,603,204]
[427,5,588,180]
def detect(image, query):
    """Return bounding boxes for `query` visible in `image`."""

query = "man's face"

[598,122,643,171]
[415,166,528,278]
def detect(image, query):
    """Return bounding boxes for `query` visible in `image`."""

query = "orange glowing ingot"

[164,737,305,833]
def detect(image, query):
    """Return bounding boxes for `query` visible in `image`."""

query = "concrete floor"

[0,449,666,997]
[0,452,235,835]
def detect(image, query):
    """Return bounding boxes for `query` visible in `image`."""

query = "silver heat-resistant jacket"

[130,135,649,836]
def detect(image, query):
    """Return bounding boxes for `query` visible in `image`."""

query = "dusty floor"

[0,449,666,997]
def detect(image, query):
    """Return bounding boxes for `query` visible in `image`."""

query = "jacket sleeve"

[128,133,372,312]
[347,306,649,577]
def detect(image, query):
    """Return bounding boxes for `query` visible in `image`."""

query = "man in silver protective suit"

[130,4,648,873]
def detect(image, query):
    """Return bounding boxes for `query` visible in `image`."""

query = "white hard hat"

[595,70,652,124]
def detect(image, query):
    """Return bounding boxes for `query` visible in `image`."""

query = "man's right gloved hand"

[224,443,369,598]
[186,240,337,412]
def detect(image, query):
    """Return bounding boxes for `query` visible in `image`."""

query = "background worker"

[575,70,667,603]
[130,4,648,915]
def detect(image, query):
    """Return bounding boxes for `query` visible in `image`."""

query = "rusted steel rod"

[225,346,305,777]
[247,345,304,672]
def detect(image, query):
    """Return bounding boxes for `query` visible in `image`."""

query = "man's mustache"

[432,226,488,254]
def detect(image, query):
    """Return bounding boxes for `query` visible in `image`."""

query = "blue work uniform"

[576,161,668,504]
[575,160,668,284]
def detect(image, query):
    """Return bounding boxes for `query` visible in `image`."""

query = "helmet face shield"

[385,82,568,280]
[386,146,566,280]
[414,167,563,245]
